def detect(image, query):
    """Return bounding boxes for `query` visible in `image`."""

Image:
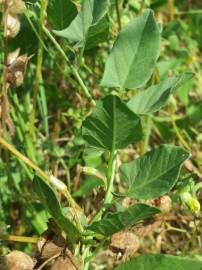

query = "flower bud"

[49,174,67,192]
[180,191,200,215]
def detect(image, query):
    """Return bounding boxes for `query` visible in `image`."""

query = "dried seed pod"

[8,0,26,14]
[7,53,31,88]
[7,48,20,66]
[6,14,20,38]
[0,0,26,14]
[110,231,140,260]
[158,195,172,213]
[37,229,66,259]
[151,195,172,213]
[49,253,78,270]
[0,250,34,270]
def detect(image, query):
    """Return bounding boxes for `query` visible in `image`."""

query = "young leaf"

[101,9,161,89]
[33,176,81,241]
[115,254,202,270]
[47,0,77,30]
[120,144,190,200]
[82,95,143,151]
[88,204,159,236]
[53,0,109,48]
[127,72,194,115]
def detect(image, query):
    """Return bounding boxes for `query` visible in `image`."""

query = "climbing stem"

[42,26,96,106]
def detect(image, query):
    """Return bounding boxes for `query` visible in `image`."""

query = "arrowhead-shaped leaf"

[33,176,81,241]
[120,145,190,200]
[115,254,202,270]
[101,9,161,89]
[127,72,194,115]
[88,204,160,236]
[47,0,77,30]
[53,0,109,48]
[82,95,143,151]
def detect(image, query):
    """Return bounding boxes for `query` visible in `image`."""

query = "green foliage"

[82,95,143,150]
[33,176,81,241]
[127,72,194,114]
[120,145,190,199]
[88,204,160,236]
[47,0,77,30]
[1,0,202,267]
[115,254,202,270]
[53,0,109,48]
[101,9,161,89]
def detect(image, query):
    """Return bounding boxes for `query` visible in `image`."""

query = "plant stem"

[171,116,190,150]
[0,136,82,214]
[30,0,49,138]
[105,149,116,204]
[0,235,38,243]
[25,12,48,52]
[90,149,116,224]
[175,9,202,15]
[168,0,175,21]
[143,114,152,153]
[115,0,121,31]
[42,26,96,106]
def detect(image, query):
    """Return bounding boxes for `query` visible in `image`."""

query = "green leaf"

[82,95,143,151]
[33,176,81,241]
[88,204,159,236]
[120,144,190,200]
[127,72,194,115]
[101,9,161,89]
[85,16,109,50]
[53,0,109,48]
[47,0,77,30]
[115,254,202,270]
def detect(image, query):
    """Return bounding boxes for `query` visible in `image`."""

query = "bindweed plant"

[0,1,202,270]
